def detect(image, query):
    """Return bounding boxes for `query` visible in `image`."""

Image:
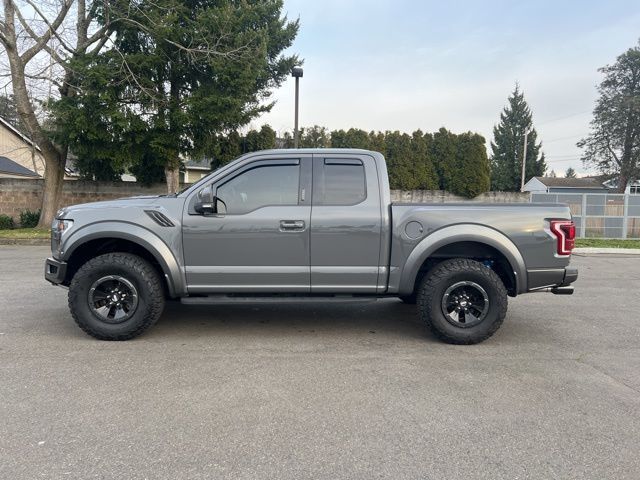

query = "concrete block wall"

[390,190,530,203]
[0,179,170,222]
[0,178,530,224]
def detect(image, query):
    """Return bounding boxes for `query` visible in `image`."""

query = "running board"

[180,295,378,305]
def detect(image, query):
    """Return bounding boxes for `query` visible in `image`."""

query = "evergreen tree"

[431,128,458,191]
[451,133,491,197]
[490,85,546,191]
[565,167,577,178]
[299,126,330,148]
[55,0,299,192]
[385,131,414,189]
[549,170,557,178]
[244,125,277,153]
[368,131,387,154]
[0,94,23,130]
[410,130,439,190]
[330,128,370,149]
[211,131,242,169]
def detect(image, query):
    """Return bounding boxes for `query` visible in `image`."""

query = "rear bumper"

[527,266,578,294]
[44,257,67,285]
[549,266,578,295]
[559,266,578,286]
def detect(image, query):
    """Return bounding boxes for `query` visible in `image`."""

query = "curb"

[573,247,640,255]
[0,238,50,246]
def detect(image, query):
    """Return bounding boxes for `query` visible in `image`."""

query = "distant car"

[46,149,577,344]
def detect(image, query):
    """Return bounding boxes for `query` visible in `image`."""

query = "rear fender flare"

[399,224,527,295]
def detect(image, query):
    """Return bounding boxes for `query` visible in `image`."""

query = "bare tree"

[579,41,640,192]
[0,0,111,226]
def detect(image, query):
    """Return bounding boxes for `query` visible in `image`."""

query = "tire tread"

[68,253,164,340]
[417,258,507,344]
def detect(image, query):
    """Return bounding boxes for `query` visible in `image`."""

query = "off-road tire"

[399,293,417,304]
[68,253,165,340]
[417,258,507,344]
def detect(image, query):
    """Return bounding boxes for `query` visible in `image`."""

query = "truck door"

[310,154,382,293]
[182,156,312,293]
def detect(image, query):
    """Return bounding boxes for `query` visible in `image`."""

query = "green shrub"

[19,209,40,228]
[0,214,14,230]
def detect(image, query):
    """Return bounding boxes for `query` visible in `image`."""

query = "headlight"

[51,219,73,256]
[54,219,74,234]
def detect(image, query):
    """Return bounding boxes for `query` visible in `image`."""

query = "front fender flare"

[61,221,185,297]
[398,224,527,295]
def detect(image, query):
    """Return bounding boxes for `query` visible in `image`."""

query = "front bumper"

[45,257,67,285]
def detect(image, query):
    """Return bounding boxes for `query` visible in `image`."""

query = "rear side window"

[314,159,366,205]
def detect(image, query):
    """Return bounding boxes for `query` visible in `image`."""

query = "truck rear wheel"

[68,253,165,340]
[417,258,507,344]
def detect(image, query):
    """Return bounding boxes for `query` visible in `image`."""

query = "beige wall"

[183,169,209,184]
[0,125,45,176]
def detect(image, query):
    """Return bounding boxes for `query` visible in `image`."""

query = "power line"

[537,110,591,126]
[544,153,582,158]
[543,134,584,144]
[545,158,583,163]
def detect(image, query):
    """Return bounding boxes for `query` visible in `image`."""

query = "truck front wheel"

[417,258,507,344]
[68,253,165,340]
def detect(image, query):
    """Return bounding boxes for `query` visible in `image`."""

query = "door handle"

[280,220,305,231]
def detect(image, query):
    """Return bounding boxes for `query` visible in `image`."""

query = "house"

[602,178,640,194]
[523,176,609,194]
[181,157,212,184]
[0,116,45,178]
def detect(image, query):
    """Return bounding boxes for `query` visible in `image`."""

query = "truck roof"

[239,148,379,156]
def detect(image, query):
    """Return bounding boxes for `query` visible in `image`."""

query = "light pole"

[520,129,529,192]
[291,66,303,148]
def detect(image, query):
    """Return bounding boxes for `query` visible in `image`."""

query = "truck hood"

[56,195,180,218]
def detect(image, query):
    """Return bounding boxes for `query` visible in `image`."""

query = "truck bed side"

[388,202,574,295]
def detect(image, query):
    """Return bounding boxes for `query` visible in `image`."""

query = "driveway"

[0,246,639,479]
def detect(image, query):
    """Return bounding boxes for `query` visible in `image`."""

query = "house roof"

[533,176,606,189]
[184,157,212,170]
[0,156,40,177]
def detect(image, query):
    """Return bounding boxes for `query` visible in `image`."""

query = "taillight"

[550,220,576,256]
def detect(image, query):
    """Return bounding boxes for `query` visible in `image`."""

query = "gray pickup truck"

[45,148,577,344]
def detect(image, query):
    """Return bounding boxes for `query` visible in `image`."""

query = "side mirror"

[194,186,216,215]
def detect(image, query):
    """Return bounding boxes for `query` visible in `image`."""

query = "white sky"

[255,0,640,176]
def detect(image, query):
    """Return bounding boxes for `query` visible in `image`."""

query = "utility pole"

[291,66,303,148]
[520,130,529,192]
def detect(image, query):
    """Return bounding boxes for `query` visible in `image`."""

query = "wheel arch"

[60,223,184,298]
[398,224,527,297]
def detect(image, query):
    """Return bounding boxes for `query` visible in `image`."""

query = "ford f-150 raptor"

[45,149,578,344]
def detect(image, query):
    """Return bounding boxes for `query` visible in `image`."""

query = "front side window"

[216,164,300,215]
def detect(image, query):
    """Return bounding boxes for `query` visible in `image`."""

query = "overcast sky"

[255,0,640,176]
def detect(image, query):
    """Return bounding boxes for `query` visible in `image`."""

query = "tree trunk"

[38,159,66,228]
[617,173,629,193]
[164,166,180,194]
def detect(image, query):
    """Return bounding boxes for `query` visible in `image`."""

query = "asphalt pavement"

[0,246,638,479]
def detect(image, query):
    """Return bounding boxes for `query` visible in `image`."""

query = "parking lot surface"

[0,246,639,479]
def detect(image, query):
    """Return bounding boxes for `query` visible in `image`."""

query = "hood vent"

[145,210,175,227]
